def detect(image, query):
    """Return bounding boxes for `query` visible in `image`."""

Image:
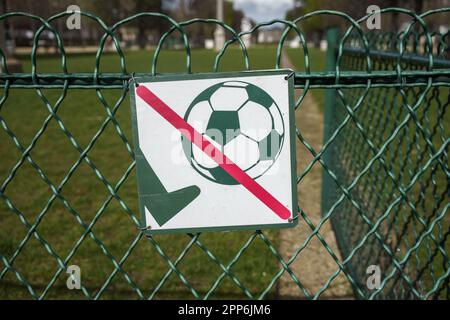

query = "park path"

[277,53,352,299]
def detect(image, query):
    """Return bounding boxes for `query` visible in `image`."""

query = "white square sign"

[130,70,297,234]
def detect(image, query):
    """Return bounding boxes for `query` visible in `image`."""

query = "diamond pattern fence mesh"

[0,8,449,299]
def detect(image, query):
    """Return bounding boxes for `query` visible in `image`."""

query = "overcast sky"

[233,0,295,23]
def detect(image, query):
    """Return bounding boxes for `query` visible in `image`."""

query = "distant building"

[257,28,283,44]
[241,17,253,48]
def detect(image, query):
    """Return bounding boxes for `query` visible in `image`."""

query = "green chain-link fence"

[0,8,449,299]
[322,25,449,299]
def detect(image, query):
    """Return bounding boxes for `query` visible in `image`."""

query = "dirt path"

[277,53,352,299]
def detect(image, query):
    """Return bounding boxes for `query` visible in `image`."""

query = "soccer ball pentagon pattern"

[182,81,285,185]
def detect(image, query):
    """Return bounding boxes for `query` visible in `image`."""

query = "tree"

[224,0,244,32]
[284,0,324,44]
[129,0,164,49]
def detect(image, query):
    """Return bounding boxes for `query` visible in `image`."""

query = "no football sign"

[130,70,297,234]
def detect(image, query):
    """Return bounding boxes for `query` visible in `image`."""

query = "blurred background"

[1,0,449,55]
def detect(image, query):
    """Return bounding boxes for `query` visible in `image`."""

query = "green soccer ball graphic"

[182,81,285,185]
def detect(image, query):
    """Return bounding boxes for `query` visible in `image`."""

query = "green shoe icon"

[136,148,200,226]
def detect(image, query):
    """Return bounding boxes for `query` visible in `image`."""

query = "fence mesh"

[0,8,449,299]
[323,28,450,299]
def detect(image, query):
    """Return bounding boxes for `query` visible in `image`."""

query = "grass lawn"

[2,44,446,299]
[0,47,291,299]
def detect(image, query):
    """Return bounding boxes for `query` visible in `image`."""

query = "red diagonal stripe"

[136,85,291,220]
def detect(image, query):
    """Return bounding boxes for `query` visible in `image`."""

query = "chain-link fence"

[323,26,449,299]
[0,8,449,299]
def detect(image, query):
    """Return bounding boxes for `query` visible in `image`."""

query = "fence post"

[321,27,339,218]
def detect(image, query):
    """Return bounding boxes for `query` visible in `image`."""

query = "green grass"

[2,45,447,299]
[0,47,287,299]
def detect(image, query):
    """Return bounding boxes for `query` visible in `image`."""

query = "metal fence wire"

[0,8,449,299]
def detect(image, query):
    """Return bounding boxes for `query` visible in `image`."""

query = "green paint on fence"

[0,8,449,300]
